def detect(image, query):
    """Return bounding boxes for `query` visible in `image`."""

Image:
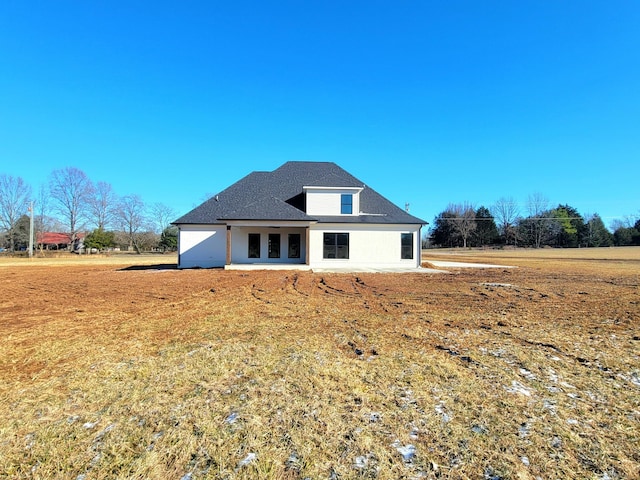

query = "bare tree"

[491,197,520,245]
[449,202,476,248]
[149,202,176,234]
[49,167,94,249]
[0,174,32,251]
[89,181,118,230]
[526,192,550,248]
[609,218,630,231]
[116,194,147,252]
[136,230,160,251]
[620,214,639,228]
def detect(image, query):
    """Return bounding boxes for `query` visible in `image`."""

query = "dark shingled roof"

[173,161,427,225]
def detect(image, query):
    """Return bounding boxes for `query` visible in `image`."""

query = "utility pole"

[28,201,34,258]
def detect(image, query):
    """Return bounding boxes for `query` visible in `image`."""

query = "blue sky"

[1,1,638,229]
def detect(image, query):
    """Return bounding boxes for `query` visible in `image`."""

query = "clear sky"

[1,1,638,229]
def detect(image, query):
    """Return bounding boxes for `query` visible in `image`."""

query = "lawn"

[1,248,638,479]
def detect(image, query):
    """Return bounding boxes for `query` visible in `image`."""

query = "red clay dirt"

[1,261,637,383]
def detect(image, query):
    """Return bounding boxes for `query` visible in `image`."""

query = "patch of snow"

[519,368,536,380]
[67,415,80,424]
[236,452,256,469]
[368,412,381,423]
[94,423,115,441]
[285,452,300,470]
[354,456,369,469]
[396,444,416,463]
[435,403,451,422]
[472,424,488,434]
[505,381,533,396]
[484,467,504,480]
[543,399,557,414]
[410,473,429,479]
[225,412,239,424]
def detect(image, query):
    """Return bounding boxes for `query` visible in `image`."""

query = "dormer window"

[340,194,353,214]
[303,186,363,216]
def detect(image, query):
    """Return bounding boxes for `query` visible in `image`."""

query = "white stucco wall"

[308,223,422,269]
[178,222,423,270]
[230,226,307,264]
[178,225,227,268]
[305,188,361,216]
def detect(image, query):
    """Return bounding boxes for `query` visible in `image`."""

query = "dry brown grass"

[0,252,177,267]
[424,246,640,275]
[1,248,639,479]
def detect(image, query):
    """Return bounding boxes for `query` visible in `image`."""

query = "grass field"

[1,248,638,479]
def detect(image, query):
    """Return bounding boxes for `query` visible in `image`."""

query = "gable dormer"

[303,186,363,216]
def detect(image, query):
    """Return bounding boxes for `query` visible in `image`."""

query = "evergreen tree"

[8,215,31,251]
[550,205,585,247]
[613,227,637,246]
[84,228,116,251]
[429,211,460,247]
[584,214,613,247]
[160,226,178,251]
[473,206,499,246]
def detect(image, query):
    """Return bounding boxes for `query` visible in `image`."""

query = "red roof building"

[36,232,85,250]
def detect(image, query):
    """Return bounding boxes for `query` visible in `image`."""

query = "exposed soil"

[1,256,639,478]
[2,261,638,383]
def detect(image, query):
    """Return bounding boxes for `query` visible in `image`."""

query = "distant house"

[173,161,427,270]
[37,232,85,251]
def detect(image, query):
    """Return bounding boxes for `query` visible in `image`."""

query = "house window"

[340,194,353,214]
[268,234,280,258]
[288,233,300,258]
[248,233,260,258]
[401,233,413,259]
[323,233,349,259]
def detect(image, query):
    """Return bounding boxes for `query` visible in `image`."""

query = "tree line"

[425,195,640,249]
[0,167,178,253]
[4,170,639,253]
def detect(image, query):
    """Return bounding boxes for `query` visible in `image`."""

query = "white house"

[173,162,427,270]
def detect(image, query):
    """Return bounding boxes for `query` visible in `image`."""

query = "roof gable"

[173,161,426,225]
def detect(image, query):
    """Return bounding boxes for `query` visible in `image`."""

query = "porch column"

[305,228,310,265]
[417,226,422,268]
[226,226,231,266]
